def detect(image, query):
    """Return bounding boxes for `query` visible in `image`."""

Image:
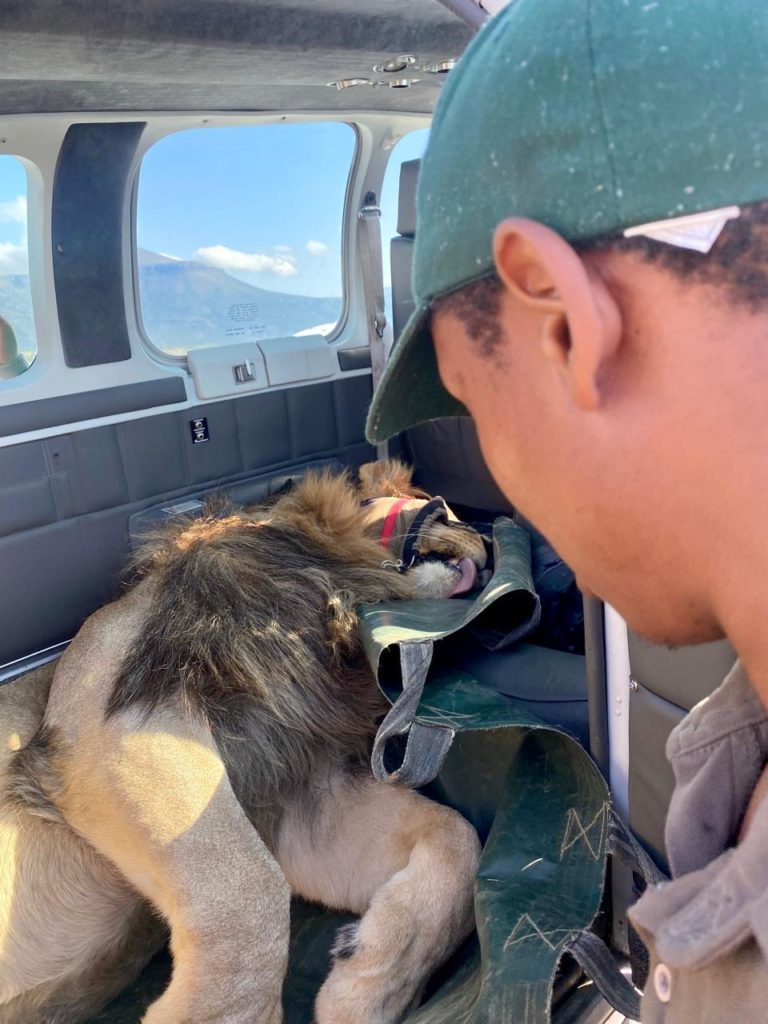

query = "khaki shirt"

[629,662,768,1022]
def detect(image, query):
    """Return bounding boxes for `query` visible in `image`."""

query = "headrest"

[396,159,420,238]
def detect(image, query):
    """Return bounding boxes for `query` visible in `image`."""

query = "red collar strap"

[378,497,411,548]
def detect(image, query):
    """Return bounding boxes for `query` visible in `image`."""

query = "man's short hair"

[434,200,768,353]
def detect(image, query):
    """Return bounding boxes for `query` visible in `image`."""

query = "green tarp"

[283,518,611,1023]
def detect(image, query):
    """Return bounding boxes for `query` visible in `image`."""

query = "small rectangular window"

[380,128,429,332]
[0,155,36,381]
[136,122,356,357]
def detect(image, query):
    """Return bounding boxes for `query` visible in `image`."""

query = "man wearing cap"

[367,0,768,1019]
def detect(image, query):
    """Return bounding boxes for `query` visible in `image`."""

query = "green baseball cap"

[366,0,768,444]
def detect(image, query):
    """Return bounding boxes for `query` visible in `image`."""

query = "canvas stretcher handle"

[371,640,455,787]
[565,931,642,1020]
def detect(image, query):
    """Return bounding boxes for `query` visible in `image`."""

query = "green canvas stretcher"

[282,518,619,1023]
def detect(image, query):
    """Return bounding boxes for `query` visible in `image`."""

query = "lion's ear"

[358,459,430,500]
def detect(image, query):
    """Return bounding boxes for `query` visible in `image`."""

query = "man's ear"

[493,218,622,410]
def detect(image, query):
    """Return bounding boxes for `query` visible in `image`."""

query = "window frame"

[129,115,360,368]
[0,152,40,385]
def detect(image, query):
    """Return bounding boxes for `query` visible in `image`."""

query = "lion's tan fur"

[357,458,432,501]
[0,665,166,1024]
[0,463,482,1024]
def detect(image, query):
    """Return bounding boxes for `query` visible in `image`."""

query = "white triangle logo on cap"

[623,206,740,253]
[479,0,515,13]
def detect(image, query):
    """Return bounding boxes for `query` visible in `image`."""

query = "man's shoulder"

[630,658,768,1021]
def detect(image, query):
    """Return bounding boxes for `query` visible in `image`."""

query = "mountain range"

[0,249,347,362]
[137,250,343,354]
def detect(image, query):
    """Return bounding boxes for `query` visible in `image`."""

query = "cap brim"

[365,303,468,444]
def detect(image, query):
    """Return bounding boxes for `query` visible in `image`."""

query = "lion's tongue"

[450,557,478,596]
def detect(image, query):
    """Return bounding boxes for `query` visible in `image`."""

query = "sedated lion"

[0,459,486,1024]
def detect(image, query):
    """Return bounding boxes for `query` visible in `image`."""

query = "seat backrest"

[391,159,514,514]
[390,158,419,341]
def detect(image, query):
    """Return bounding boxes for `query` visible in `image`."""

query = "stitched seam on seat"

[42,441,63,521]
[115,423,135,503]
[285,391,296,461]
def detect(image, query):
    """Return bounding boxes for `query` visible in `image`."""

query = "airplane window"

[0,155,36,382]
[136,122,356,355]
[380,128,429,331]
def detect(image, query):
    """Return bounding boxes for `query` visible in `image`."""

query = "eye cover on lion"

[1,460,482,1024]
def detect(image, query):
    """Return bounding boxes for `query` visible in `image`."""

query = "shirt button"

[654,963,673,1003]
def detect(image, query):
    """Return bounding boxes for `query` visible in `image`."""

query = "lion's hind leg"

[0,775,164,1024]
[51,705,290,1024]
[0,666,164,1024]
[276,776,480,1024]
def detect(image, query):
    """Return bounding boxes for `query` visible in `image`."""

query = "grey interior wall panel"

[115,415,189,501]
[628,683,685,868]
[333,377,373,448]
[289,384,338,458]
[70,426,132,513]
[627,629,736,869]
[236,391,293,470]
[0,519,112,663]
[0,376,374,668]
[0,442,58,534]
[0,380,187,438]
[184,402,242,485]
[628,631,735,711]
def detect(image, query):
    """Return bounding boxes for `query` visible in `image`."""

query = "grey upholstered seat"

[391,159,515,515]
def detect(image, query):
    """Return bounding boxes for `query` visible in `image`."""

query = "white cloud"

[0,196,29,273]
[274,244,293,254]
[0,241,28,274]
[194,244,298,277]
[294,322,335,337]
[0,195,27,226]
[159,251,182,262]
[306,239,329,256]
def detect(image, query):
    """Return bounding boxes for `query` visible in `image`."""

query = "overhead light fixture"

[326,57,431,90]
[326,78,371,89]
[373,54,417,74]
[425,59,458,73]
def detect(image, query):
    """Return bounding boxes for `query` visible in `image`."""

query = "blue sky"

[0,124,429,299]
[0,156,30,277]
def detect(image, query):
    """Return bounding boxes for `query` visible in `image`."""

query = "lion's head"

[357,459,488,599]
